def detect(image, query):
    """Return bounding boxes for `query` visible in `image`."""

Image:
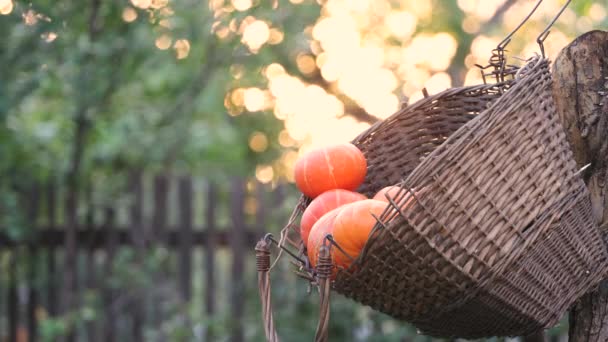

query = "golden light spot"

[406,1,432,20]
[131,0,151,9]
[23,10,38,25]
[268,28,284,45]
[462,16,480,34]
[244,88,265,112]
[232,0,252,12]
[122,7,138,22]
[424,72,452,94]
[229,18,238,32]
[457,0,505,21]
[296,54,316,74]
[230,64,245,79]
[278,130,294,147]
[289,0,304,4]
[0,0,13,15]
[230,88,245,107]
[576,17,593,33]
[246,180,256,192]
[403,33,457,71]
[249,132,269,152]
[159,19,171,28]
[463,68,484,86]
[160,6,174,16]
[215,26,231,40]
[464,54,477,68]
[41,32,57,42]
[242,20,270,51]
[174,39,190,59]
[209,0,224,11]
[386,11,417,39]
[155,34,172,50]
[151,0,168,9]
[264,63,285,79]
[256,165,274,183]
[470,35,499,64]
[589,4,606,22]
[244,197,257,215]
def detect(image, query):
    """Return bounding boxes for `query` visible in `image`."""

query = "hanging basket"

[261,56,608,340]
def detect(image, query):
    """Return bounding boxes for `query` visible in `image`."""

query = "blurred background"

[0,0,605,341]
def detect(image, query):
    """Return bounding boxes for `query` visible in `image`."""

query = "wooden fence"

[0,173,290,341]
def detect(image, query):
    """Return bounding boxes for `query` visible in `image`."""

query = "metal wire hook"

[475,0,545,83]
[498,0,545,52]
[537,0,572,57]
[264,233,308,266]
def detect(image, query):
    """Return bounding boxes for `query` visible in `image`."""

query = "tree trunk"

[551,30,608,342]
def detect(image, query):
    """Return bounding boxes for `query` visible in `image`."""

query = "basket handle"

[256,238,280,342]
[255,236,332,342]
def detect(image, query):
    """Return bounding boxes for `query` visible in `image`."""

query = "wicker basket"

[273,56,608,339]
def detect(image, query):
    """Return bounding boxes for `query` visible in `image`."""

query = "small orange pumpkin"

[300,189,367,246]
[307,208,342,275]
[373,185,418,210]
[294,143,367,198]
[331,199,387,270]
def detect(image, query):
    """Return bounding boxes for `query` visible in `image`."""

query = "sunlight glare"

[41,32,58,43]
[122,7,138,22]
[244,88,266,112]
[232,0,252,11]
[386,11,417,39]
[249,132,269,152]
[256,165,274,183]
[588,4,606,22]
[155,34,172,50]
[242,20,270,52]
[174,39,191,59]
[424,72,452,94]
[131,0,152,10]
[0,0,13,15]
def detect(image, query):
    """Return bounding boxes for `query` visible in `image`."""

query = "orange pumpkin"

[372,185,402,202]
[307,208,342,274]
[373,185,418,210]
[294,143,367,198]
[300,189,367,246]
[331,199,387,270]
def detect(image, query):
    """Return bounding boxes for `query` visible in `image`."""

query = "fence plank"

[129,171,144,342]
[8,251,17,342]
[46,182,58,317]
[27,184,40,342]
[152,174,169,328]
[178,176,193,301]
[102,208,117,342]
[0,230,256,248]
[230,178,246,342]
[152,175,169,244]
[62,180,79,342]
[205,182,217,341]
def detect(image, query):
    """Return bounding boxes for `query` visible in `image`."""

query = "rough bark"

[551,30,608,342]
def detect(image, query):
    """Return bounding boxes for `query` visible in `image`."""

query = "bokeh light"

[242,20,270,52]
[174,39,191,59]
[249,132,269,152]
[155,34,172,50]
[122,7,138,22]
[0,0,13,15]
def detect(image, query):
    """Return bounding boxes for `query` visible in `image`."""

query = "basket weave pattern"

[322,57,608,338]
[277,57,608,339]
